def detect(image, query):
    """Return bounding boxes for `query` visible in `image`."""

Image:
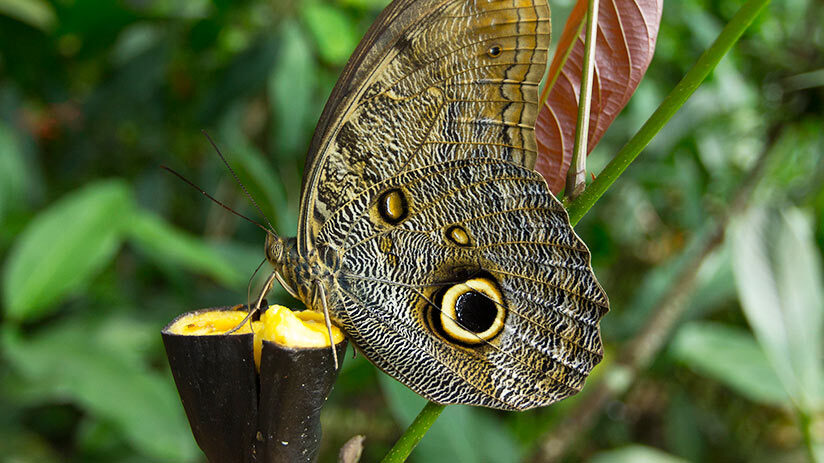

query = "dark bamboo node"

[162,304,347,463]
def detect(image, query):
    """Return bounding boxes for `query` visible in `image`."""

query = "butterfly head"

[264,232,311,302]
[264,232,288,269]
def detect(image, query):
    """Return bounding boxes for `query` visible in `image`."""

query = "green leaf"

[2,180,133,321]
[670,322,790,406]
[732,206,824,412]
[2,323,198,461]
[0,121,29,223]
[0,0,56,31]
[110,23,164,66]
[126,209,244,288]
[269,21,316,158]
[0,429,61,463]
[198,35,279,122]
[759,121,824,198]
[379,375,520,463]
[215,123,296,236]
[613,224,734,337]
[338,0,390,9]
[301,2,359,65]
[590,445,689,463]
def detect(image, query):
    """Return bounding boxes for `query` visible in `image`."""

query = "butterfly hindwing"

[315,159,607,410]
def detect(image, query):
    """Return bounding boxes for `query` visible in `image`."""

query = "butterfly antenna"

[201,130,279,238]
[160,165,271,235]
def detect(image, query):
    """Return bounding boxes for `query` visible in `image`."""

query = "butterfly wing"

[298,0,551,254]
[315,158,607,410]
[294,0,607,410]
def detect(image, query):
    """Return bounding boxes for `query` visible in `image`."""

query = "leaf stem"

[565,0,599,202]
[380,401,446,463]
[565,0,771,226]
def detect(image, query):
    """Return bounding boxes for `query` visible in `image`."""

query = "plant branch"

[565,0,771,226]
[383,0,770,459]
[532,125,781,463]
[564,0,600,202]
[798,410,820,463]
[380,402,446,463]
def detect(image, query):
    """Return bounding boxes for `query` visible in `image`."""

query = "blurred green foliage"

[0,0,822,462]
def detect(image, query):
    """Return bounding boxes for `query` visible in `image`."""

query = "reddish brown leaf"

[535,0,663,194]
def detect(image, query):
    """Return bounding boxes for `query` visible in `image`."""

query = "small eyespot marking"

[377,188,408,224]
[445,225,471,247]
[487,45,502,58]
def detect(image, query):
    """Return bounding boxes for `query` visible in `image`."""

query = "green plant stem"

[565,0,600,203]
[534,124,781,463]
[798,410,821,463]
[565,0,771,226]
[380,401,446,463]
[383,0,770,459]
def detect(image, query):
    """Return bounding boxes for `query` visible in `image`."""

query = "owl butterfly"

[263,0,608,411]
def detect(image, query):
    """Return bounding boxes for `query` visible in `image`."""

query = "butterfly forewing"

[298,0,550,253]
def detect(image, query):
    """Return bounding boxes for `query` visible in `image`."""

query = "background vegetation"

[0,0,821,462]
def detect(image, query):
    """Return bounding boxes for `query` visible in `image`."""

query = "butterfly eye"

[376,188,409,224]
[265,233,283,264]
[435,277,506,345]
[487,45,502,58]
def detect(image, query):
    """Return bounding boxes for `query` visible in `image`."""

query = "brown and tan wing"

[298,0,550,254]
[316,159,608,410]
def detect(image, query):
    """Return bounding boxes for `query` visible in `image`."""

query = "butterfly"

[262,0,608,411]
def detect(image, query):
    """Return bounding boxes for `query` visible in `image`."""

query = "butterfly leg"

[316,282,340,370]
[225,271,276,335]
[275,270,300,300]
[254,271,277,312]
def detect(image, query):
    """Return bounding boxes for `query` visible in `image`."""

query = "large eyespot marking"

[430,277,506,345]
[453,290,496,332]
[445,224,471,247]
[376,188,408,224]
